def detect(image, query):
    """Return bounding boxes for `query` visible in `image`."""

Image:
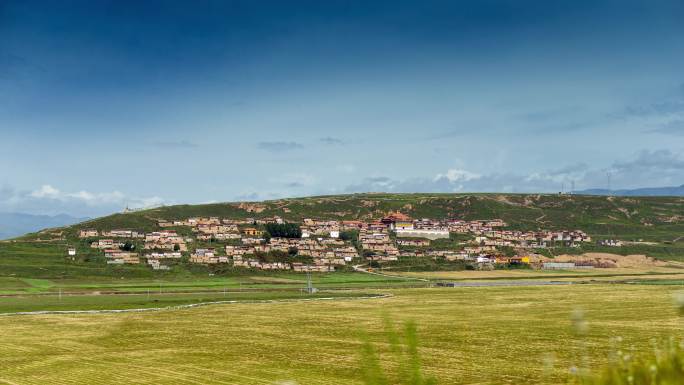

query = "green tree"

[363,250,375,258]
[340,230,359,241]
[265,223,302,238]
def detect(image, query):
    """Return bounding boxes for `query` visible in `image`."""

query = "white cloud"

[345,150,684,194]
[68,190,127,205]
[30,185,61,199]
[3,185,165,216]
[434,168,481,183]
[29,185,132,206]
[524,163,588,184]
[130,196,165,209]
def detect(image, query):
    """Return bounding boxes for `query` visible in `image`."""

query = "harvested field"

[0,284,682,384]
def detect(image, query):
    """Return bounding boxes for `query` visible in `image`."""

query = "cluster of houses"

[104,249,140,265]
[472,229,591,248]
[144,230,189,251]
[597,239,623,247]
[76,211,600,271]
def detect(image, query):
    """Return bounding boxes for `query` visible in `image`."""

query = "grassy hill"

[2,193,684,279]
[53,193,684,241]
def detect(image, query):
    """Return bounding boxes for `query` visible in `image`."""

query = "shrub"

[574,339,684,385]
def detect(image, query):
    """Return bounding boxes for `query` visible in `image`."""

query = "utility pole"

[306,268,316,294]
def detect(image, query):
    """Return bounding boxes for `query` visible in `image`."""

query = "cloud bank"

[344,150,684,194]
[0,184,165,217]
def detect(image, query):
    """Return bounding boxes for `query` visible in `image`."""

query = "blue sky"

[1,0,683,216]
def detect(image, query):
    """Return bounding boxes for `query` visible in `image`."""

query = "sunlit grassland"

[0,290,370,313]
[0,271,418,296]
[0,284,682,384]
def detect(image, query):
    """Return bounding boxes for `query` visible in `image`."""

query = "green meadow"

[0,290,372,313]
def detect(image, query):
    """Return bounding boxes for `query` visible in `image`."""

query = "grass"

[391,267,684,282]
[626,279,684,285]
[574,338,684,384]
[0,290,370,313]
[0,284,682,384]
[0,272,420,296]
[360,319,437,385]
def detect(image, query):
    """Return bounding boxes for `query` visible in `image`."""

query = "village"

[77,212,596,272]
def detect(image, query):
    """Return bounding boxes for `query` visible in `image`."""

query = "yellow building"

[242,227,263,236]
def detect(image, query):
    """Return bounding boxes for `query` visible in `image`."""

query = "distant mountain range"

[575,184,684,197]
[0,213,89,240]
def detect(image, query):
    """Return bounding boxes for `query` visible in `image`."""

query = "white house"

[476,256,494,263]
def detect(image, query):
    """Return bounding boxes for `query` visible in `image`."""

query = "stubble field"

[1,283,683,384]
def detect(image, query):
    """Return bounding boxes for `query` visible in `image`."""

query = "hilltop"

[2,193,683,279]
[26,192,683,240]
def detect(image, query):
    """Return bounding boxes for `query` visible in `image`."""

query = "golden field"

[1,284,683,384]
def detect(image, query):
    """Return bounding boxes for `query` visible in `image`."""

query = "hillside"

[2,193,684,278]
[45,193,684,240]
